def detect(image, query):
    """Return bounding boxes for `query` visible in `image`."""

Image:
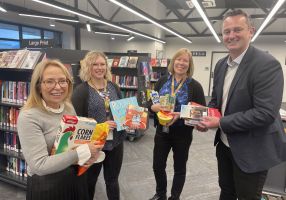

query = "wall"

[165,36,286,101]
[0,12,76,49]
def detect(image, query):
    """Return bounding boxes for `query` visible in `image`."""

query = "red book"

[124,105,148,130]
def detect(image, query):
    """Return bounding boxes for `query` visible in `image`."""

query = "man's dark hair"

[223,9,252,27]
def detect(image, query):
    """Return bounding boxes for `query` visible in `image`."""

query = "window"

[0,23,19,39]
[0,40,20,49]
[22,26,41,39]
[44,30,54,39]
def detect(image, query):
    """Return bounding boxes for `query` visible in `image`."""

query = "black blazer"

[210,45,286,173]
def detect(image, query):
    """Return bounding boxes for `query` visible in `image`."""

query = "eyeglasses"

[41,79,70,89]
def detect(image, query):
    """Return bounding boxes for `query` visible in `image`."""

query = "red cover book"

[112,57,120,67]
[124,105,148,130]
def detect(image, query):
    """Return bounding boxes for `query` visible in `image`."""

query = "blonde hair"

[22,59,74,111]
[79,51,112,81]
[167,48,194,78]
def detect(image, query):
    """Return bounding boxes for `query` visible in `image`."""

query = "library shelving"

[0,68,32,189]
[106,52,151,141]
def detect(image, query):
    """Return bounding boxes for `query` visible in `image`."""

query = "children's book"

[181,102,221,126]
[109,96,139,131]
[124,105,148,130]
[118,56,129,67]
[127,56,138,68]
[159,94,176,112]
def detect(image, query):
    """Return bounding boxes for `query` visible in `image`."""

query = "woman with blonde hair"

[17,59,102,200]
[72,51,126,200]
[148,48,206,200]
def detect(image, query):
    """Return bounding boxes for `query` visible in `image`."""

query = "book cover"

[124,105,148,130]
[181,102,221,126]
[159,94,176,112]
[2,51,18,68]
[150,58,157,67]
[9,49,29,68]
[112,57,120,67]
[0,52,7,68]
[160,59,168,67]
[107,58,114,68]
[127,56,138,68]
[109,96,139,131]
[20,51,42,69]
[118,56,129,67]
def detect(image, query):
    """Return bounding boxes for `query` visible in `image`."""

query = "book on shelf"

[127,56,138,68]
[180,102,221,126]
[124,105,148,130]
[51,115,109,175]
[109,96,139,131]
[1,51,18,68]
[160,59,168,67]
[20,51,42,69]
[112,57,120,67]
[107,58,114,68]
[0,50,42,69]
[118,56,129,67]
[9,49,29,68]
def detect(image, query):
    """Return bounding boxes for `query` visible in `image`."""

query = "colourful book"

[127,56,138,68]
[109,96,139,131]
[124,105,148,130]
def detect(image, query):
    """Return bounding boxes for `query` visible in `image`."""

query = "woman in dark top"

[148,48,206,200]
[72,51,126,200]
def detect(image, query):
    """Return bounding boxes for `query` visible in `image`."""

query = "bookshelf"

[106,52,151,141]
[0,67,32,189]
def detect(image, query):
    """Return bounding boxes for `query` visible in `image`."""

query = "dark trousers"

[216,141,268,200]
[87,142,124,200]
[153,126,193,198]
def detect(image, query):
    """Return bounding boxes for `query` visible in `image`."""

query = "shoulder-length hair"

[79,51,112,82]
[167,48,194,78]
[22,59,74,112]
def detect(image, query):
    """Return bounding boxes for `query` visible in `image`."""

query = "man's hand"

[200,116,220,129]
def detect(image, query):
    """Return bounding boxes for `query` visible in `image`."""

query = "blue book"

[110,96,138,131]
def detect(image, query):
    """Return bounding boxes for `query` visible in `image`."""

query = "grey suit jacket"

[210,45,286,173]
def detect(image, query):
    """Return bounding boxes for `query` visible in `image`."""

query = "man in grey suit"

[198,9,286,200]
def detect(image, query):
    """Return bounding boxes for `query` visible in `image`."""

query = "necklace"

[88,80,110,113]
[171,75,186,96]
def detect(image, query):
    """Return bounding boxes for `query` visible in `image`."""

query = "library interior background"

[0,0,286,200]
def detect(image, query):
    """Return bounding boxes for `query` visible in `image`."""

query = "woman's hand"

[166,112,180,126]
[151,104,162,113]
[106,120,117,130]
[86,141,103,164]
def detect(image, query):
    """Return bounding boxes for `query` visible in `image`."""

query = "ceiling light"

[111,37,115,40]
[108,0,191,43]
[18,13,79,22]
[127,36,135,41]
[251,0,286,42]
[31,0,166,43]
[191,0,221,43]
[94,31,129,37]
[0,6,7,12]
[86,23,91,32]
[49,19,55,27]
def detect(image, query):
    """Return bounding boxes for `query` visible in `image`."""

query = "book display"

[106,52,151,141]
[149,58,169,90]
[0,50,40,188]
